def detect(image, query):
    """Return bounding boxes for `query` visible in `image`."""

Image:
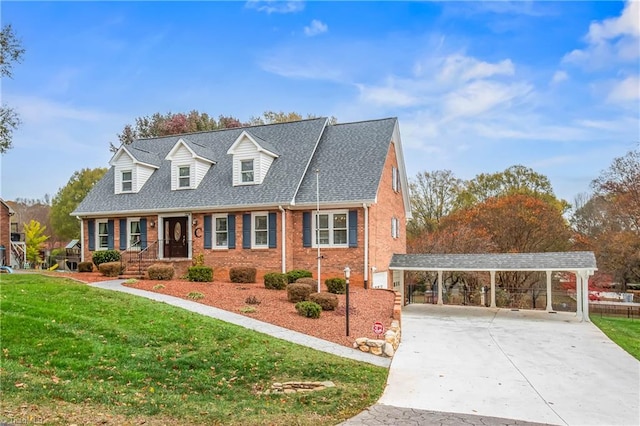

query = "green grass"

[591,315,640,360]
[0,274,387,425]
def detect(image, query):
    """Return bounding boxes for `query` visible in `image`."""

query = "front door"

[164,217,188,258]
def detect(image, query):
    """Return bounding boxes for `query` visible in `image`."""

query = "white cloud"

[356,82,418,107]
[442,80,532,121]
[245,0,304,14]
[607,75,640,103]
[437,55,514,84]
[551,70,568,85]
[563,0,639,68]
[304,19,327,37]
[8,95,118,124]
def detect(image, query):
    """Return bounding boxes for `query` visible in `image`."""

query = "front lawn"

[591,315,640,361]
[0,274,387,425]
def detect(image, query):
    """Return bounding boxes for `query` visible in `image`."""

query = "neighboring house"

[0,199,13,266]
[72,117,411,288]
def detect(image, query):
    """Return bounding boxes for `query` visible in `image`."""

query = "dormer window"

[178,166,191,188]
[121,171,133,192]
[241,160,254,183]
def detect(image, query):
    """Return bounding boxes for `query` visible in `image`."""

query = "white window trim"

[128,217,142,250]
[392,217,399,239]
[313,210,349,248]
[240,159,255,184]
[121,170,133,193]
[213,214,229,249]
[96,219,109,251]
[251,212,269,249]
[392,166,398,192]
[177,164,192,189]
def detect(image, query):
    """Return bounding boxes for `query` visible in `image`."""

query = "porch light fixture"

[150,220,155,228]
[192,218,198,226]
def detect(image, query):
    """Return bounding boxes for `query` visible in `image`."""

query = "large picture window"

[314,211,348,247]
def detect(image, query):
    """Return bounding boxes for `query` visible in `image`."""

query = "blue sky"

[1,1,638,206]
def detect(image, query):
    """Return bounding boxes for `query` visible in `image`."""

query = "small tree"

[24,220,49,267]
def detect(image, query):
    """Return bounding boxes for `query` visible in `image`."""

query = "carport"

[389,251,597,321]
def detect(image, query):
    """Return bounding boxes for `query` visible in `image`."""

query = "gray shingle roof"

[295,118,397,204]
[180,138,217,163]
[389,252,597,271]
[126,147,162,168]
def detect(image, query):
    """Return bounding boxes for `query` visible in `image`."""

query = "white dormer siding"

[165,139,215,190]
[110,147,157,194]
[227,131,278,186]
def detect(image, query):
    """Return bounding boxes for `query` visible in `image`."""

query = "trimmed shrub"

[147,263,175,280]
[98,261,124,277]
[92,250,121,267]
[295,277,318,292]
[264,272,288,290]
[325,277,346,294]
[78,261,94,273]
[286,269,313,284]
[187,266,213,282]
[287,283,312,303]
[230,267,257,283]
[309,292,339,311]
[295,301,321,319]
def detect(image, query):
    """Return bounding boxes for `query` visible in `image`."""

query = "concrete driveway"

[378,304,640,426]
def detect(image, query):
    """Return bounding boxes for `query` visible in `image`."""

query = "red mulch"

[70,272,396,348]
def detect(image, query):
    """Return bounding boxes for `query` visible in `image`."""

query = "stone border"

[352,291,402,358]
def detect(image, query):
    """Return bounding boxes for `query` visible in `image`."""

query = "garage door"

[373,271,388,289]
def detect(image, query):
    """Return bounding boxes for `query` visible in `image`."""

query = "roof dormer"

[109,146,160,194]
[165,138,216,190]
[226,131,279,186]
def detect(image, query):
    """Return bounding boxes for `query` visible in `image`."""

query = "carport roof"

[389,251,597,272]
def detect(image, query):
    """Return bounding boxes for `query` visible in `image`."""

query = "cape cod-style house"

[72,117,411,288]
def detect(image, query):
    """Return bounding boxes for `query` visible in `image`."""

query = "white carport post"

[580,270,590,322]
[437,270,443,305]
[546,270,553,312]
[575,271,583,319]
[490,270,496,308]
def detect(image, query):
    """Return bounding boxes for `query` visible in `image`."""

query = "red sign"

[373,321,384,335]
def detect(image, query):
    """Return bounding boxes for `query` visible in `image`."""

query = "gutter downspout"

[279,205,286,273]
[76,216,84,262]
[363,203,369,289]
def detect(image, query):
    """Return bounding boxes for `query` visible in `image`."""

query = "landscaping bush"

[287,283,312,303]
[187,291,204,300]
[147,263,175,280]
[78,261,94,272]
[92,250,121,267]
[187,266,213,282]
[325,277,346,294]
[309,292,339,311]
[295,301,322,319]
[264,272,288,290]
[230,267,257,283]
[295,277,318,292]
[286,269,313,283]
[98,261,124,277]
[245,295,261,305]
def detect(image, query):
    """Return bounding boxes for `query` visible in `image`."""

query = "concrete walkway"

[373,304,640,426]
[89,280,390,368]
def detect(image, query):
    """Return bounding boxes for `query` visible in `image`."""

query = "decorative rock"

[383,342,395,357]
[366,339,384,348]
[355,337,368,345]
[371,346,383,356]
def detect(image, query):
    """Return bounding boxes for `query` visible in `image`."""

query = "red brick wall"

[82,216,159,263]
[0,202,11,265]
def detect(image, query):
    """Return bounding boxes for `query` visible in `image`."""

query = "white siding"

[232,138,259,186]
[170,145,194,190]
[258,153,274,184]
[136,164,155,192]
[194,159,211,188]
[114,155,134,194]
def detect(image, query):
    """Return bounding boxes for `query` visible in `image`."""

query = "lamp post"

[344,266,351,336]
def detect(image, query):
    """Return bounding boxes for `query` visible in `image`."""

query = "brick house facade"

[74,118,411,288]
[0,199,13,266]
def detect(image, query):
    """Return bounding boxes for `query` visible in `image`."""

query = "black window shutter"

[268,212,277,248]
[348,210,358,248]
[107,220,115,250]
[302,212,311,247]
[140,218,147,250]
[242,214,251,249]
[119,219,127,250]
[203,215,212,249]
[88,219,95,251]
[228,214,236,249]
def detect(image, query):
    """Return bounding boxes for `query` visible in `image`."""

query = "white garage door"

[373,271,388,289]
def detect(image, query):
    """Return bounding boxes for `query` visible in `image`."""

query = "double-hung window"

[215,215,228,248]
[178,166,191,188]
[129,220,141,248]
[315,211,347,247]
[253,214,268,247]
[97,221,109,250]
[241,159,254,183]
[122,170,132,192]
